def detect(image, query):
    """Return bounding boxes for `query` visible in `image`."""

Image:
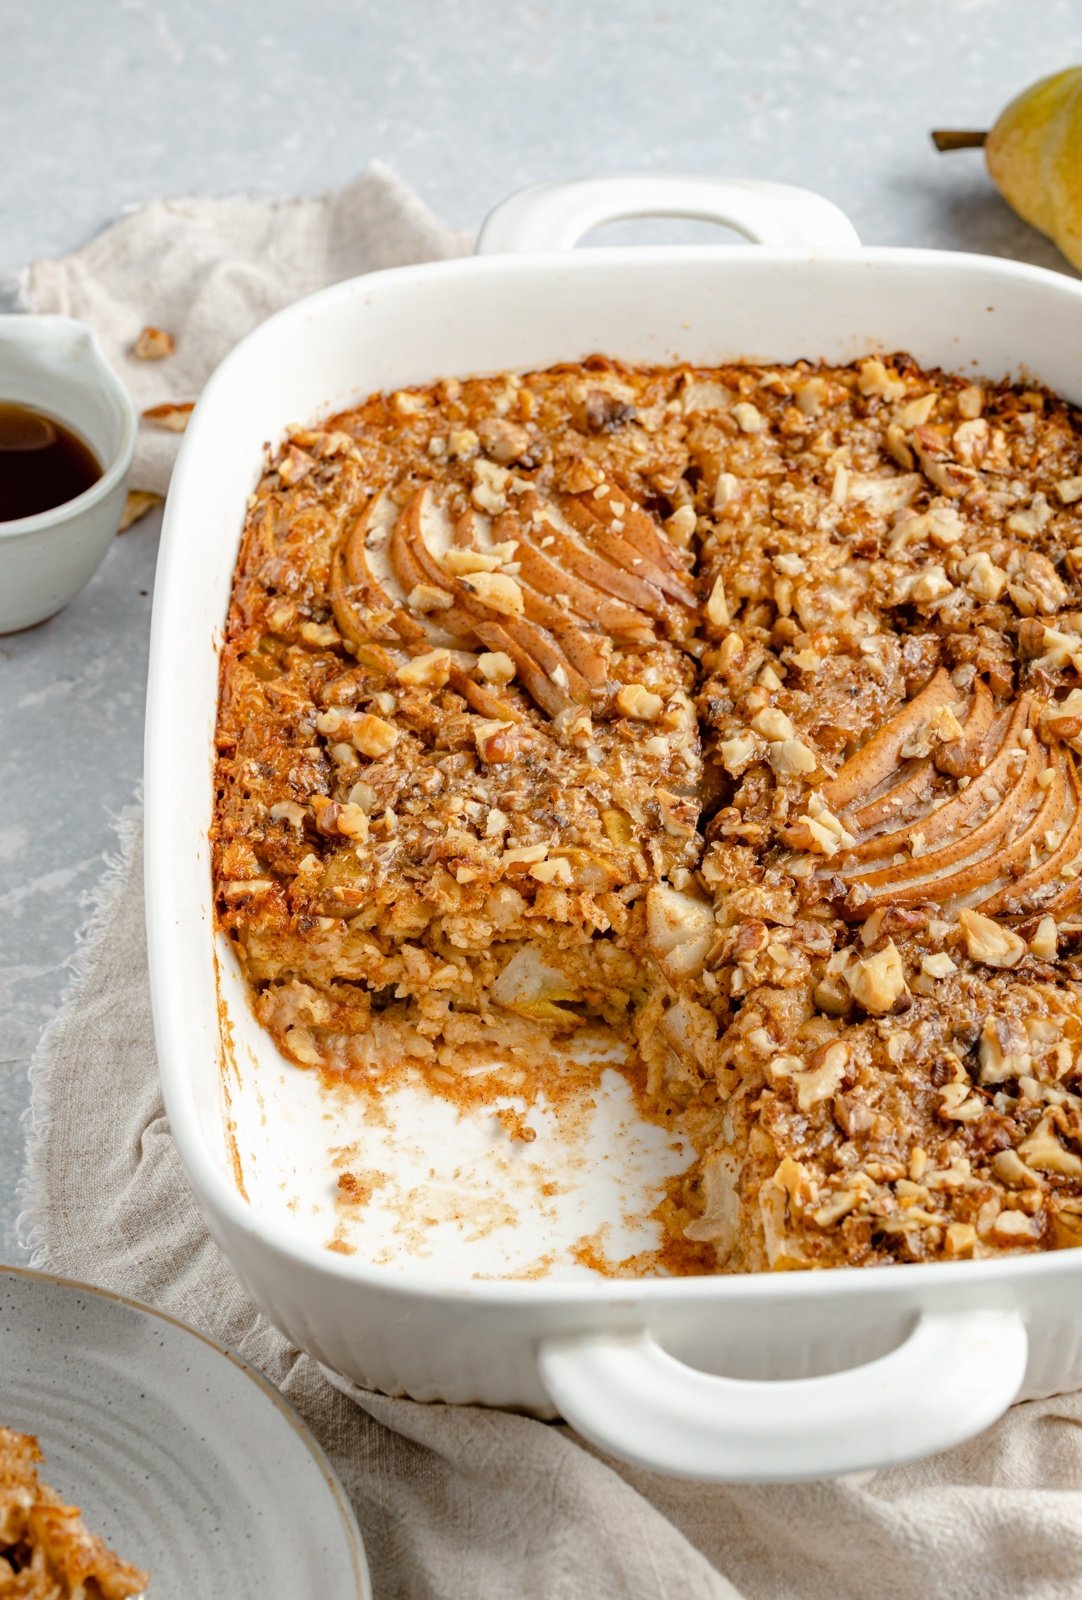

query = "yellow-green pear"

[934,66,1082,272]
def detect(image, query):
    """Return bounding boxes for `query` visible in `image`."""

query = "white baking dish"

[146,174,1082,1483]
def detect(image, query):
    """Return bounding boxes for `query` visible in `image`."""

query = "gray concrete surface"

[2,0,1080,1258]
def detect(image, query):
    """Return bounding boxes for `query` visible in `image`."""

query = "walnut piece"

[142,400,194,432]
[460,571,525,616]
[616,684,664,721]
[118,489,162,531]
[351,714,399,758]
[769,737,816,777]
[396,648,452,688]
[477,651,515,685]
[959,909,1027,969]
[132,325,175,360]
[844,941,908,1014]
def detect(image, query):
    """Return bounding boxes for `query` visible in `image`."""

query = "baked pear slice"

[819,667,958,811]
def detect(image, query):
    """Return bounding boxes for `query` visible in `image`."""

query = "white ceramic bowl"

[147,175,1082,1483]
[0,315,136,632]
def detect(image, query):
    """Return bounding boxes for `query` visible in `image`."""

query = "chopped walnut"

[616,684,664,721]
[665,505,697,545]
[298,621,338,648]
[396,648,452,688]
[752,707,795,741]
[794,376,825,415]
[477,651,515,685]
[132,324,175,360]
[460,570,525,616]
[959,550,1008,602]
[959,910,1027,969]
[442,545,516,575]
[772,1041,849,1113]
[1018,1112,1082,1176]
[1007,494,1054,537]
[896,392,938,427]
[447,427,480,459]
[705,575,730,628]
[978,1017,1031,1084]
[351,714,399,758]
[477,416,531,463]
[473,719,517,763]
[844,942,908,1014]
[269,800,306,828]
[336,803,370,840]
[407,583,454,612]
[858,357,907,401]
[718,731,759,775]
[118,489,162,531]
[731,401,764,434]
[278,445,316,486]
[909,566,953,605]
[142,400,194,432]
[768,737,817,777]
[471,458,511,514]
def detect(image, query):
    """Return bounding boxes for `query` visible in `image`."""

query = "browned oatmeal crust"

[214,352,1082,1273]
[0,1426,148,1597]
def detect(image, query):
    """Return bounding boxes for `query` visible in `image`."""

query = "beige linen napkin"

[14,163,471,495]
[17,173,1082,1598]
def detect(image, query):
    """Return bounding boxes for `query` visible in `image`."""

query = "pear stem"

[931,130,988,152]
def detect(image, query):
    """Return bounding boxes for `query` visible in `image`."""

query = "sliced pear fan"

[984,761,1082,916]
[390,490,573,714]
[329,479,696,720]
[801,673,1082,919]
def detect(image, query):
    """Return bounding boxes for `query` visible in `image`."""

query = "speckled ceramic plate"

[0,1267,370,1597]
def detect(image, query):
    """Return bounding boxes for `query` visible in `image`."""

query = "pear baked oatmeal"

[213,351,1082,1273]
[0,1426,148,1597]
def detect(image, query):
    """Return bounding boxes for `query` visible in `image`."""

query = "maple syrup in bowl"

[0,402,102,523]
[0,315,137,632]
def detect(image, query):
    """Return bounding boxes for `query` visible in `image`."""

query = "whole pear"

[985,66,1082,270]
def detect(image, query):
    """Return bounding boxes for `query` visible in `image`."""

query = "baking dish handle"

[538,1307,1027,1481]
[476,175,860,254]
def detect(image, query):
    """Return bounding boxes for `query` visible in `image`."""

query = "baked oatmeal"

[0,1426,148,1598]
[213,352,1082,1272]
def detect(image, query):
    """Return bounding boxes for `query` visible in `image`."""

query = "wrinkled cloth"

[15,163,470,494]
[18,174,1082,1600]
